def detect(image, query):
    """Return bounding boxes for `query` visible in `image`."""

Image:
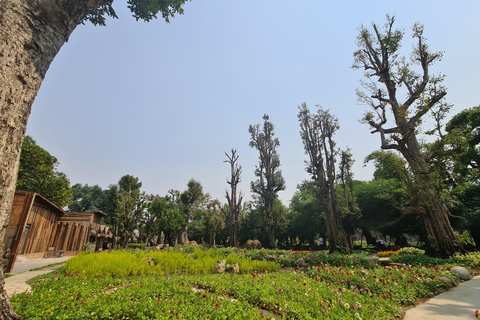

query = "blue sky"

[26,1,480,205]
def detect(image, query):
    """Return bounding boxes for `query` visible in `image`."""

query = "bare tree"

[352,15,459,255]
[298,103,350,252]
[224,149,243,247]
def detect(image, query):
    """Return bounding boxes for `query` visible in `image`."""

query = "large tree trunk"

[400,135,459,256]
[0,1,110,318]
[177,224,188,245]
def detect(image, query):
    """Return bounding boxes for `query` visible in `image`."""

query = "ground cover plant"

[9,248,479,319]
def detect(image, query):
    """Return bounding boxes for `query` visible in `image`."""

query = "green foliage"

[389,253,446,267]
[454,230,476,248]
[150,196,185,246]
[397,247,425,255]
[68,183,108,212]
[83,0,188,26]
[16,135,72,207]
[450,252,480,269]
[288,181,325,246]
[65,249,280,277]
[364,151,410,182]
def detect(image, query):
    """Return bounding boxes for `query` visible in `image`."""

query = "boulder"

[226,263,240,273]
[296,258,306,267]
[252,240,262,249]
[215,259,226,274]
[437,276,455,288]
[452,266,470,280]
[268,255,277,261]
[189,240,199,247]
[245,240,254,249]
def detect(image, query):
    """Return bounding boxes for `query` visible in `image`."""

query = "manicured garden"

[9,247,480,319]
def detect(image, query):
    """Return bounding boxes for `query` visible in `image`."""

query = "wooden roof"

[15,190,65,215]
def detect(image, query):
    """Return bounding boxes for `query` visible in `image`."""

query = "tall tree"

[149,195,185,247]
[0,2,189,317]
[352,15,459,255]
[224,149,243,247]
[178,179,207,245]
[338,148,356,214]
[202,199,225,247]
[16,135,72,207]
[111,175,147,248]
[248,114,286,247]
[297,103,350,252]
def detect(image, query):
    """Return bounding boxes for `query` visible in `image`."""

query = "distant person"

[319,237,324,250]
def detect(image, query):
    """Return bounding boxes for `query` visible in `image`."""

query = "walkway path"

[4,256,72,298]
[403,274,480,320]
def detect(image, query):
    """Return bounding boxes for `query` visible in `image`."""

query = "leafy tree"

[352,15,458,255]
[289,181,326,247]
[0,2,190,316]
[178,179,208,245]
[427,106,480,249]
[297,103,350,252]
[68,183,108,212]
[224,149,244,247]
[138,194,161,245]
[248,114,286,247]
[444,106,480,186]
[109,175,147,248]
[16,135,72,207]
[202,199,225,247]
[149,195,185,247]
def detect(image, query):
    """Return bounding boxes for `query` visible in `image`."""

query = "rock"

[141,257,155,266]
[452,266,470,280]
[437,276,455,288]
[189,240,198,247]
[268,255,277,261]
[156,244,164,250]
[226,263,240,273]
[296,258,306,267]
[215,259,226,273]
[245,240,254,249]
[252,240,262,249]
[362,257,378,267]
[428,292,436,298]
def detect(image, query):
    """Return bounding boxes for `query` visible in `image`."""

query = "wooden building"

[2,191,110,273]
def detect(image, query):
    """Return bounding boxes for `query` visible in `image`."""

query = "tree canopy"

[16,135,72,207]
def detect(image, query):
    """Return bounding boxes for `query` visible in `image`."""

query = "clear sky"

[26,0,480,206]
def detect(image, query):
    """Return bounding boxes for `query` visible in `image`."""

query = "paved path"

[4,256,72,298]
[403,275,480,320]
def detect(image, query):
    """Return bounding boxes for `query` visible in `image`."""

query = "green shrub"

[450,252,480,269]
[389,253,445,266]
[397,247,425,255]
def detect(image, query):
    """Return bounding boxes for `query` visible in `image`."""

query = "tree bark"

[400,135,459,256]
[0,1,111,317]
[177,224,188,245]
